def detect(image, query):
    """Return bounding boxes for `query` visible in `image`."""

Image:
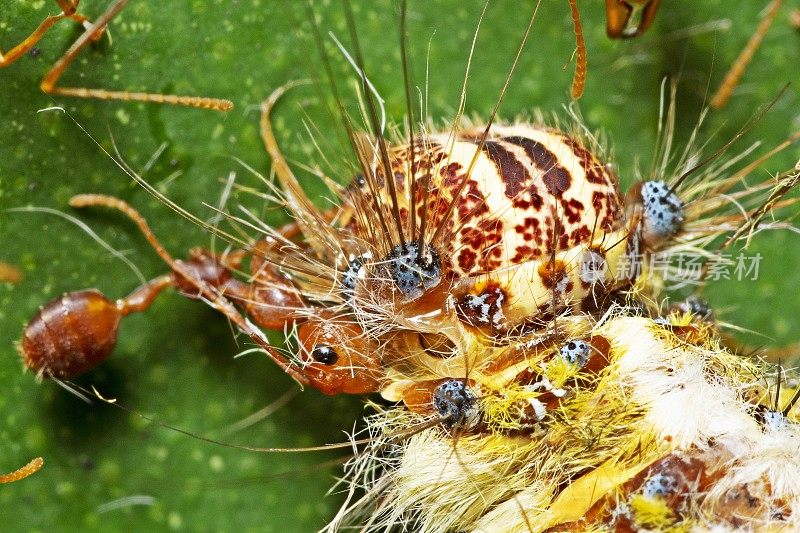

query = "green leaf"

[1,1,798,530]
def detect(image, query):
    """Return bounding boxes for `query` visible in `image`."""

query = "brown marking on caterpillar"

[476,219,505,272]
[569,225,592,247]
[543,209,573,253]
[503,135,572,197]
[562,136,609,184]
[440,162,464,188]
[583,334,611,374]
[511,245,538,263]
[591,190,622,231]
[561,198,585,224]
[458,248,478,272]
[480,140,532,200]
[514,183,545,210]
[460,226,487,248]
[457,180,490,222]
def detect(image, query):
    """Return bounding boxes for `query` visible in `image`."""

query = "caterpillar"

[1,2,800,528]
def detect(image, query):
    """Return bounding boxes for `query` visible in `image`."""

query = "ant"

[20,89,383,397]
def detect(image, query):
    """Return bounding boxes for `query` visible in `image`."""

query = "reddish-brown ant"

[19,194,383,396]
[19,90,384,397]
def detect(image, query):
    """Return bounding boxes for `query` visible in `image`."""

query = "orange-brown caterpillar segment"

[710,0,783,109]
[1,0,232,111]
[0,457,44,484]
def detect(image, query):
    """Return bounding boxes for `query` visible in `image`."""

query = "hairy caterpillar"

[2,1,800,530]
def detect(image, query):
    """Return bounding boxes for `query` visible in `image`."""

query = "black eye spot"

[383,242,441,300]
[433,379,479,429]
[342,256,367,294]
[311,345,338,365]
[560,339,591,367]
[641,180,684,244]
[684,295,713,320]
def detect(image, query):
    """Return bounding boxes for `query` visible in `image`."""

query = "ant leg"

[711,0,783,109]
[0,0,100,67]
[54,0,80,16]
[259,83,347,260]
[20,195,309,385]
[259,82,321,211]
[605,0,634,38]
[54,0,105,40]
[604,1,661,39]
[70,194,309,381]
[40,0,233,111]
[567,0,587,99]
[0,458,44,484]
[69,194,309,332]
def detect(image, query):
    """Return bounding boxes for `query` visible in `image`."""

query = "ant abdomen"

[20,289,122,379]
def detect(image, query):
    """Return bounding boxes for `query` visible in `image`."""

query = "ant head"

[296,311,382,395]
